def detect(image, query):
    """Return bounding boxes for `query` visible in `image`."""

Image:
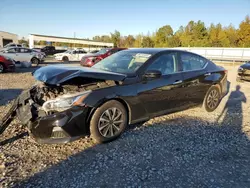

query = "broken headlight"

[42,91,91,112]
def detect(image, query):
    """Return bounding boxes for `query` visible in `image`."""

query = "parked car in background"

[3,43,22,49]
[54,49,88,61]
[40,46,66,56]
[40,46,56,55]
[89,50,99,54]
[237,61,250,82]
[0,49,228,144]
[0,47,44,65]
[0,55,15,73]
[80,48,127,67]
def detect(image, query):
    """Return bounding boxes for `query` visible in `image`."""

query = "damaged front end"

[0,65,125,143]
[0,79,117,144]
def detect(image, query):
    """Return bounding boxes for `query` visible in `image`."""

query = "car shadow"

[0,89,23,106]
[15,85,250,187]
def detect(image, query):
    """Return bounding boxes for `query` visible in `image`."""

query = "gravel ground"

[0,63,250,188]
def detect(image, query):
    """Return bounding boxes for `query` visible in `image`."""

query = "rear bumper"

[220,73,228,97]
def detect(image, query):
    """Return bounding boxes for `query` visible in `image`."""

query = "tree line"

[92,15,250,48]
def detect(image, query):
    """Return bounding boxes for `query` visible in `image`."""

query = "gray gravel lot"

[0,62,250,188]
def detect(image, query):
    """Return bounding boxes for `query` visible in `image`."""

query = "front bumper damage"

[0,88,90,144]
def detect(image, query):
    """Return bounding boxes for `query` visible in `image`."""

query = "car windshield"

[96,48,110,55]
[92,50,152,74]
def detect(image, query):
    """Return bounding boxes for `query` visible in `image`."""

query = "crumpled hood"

[33,65,127,85]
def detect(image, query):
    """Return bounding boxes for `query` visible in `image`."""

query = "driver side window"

[147,53,178,75]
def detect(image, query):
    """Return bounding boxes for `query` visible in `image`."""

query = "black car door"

[179,52,211,106]
[137,52,186,118]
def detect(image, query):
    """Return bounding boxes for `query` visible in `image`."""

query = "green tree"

[133,34,143,47]
[177,21,209,47]
[155,25,173,47]
[141,36,154,47]
[238,15,250,47]
[92,36,101,41]
[168,35,181,47]
[18,37,29,47]
[224,24,239,47]
[110,30,121,47]
[192,20,209,46]
[208,23,230,47]
[124,35,135,47]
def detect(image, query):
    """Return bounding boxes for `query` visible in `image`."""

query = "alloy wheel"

[98,107,123,138]
[207,89,219,110]
[32,58,39,65]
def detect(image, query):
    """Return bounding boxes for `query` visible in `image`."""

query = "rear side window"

[20,48,31,53]
[181,53,207,71]
[147,52,178,75]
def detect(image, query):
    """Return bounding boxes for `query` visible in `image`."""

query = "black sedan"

[0,49,228,144]
[237,61,250,82]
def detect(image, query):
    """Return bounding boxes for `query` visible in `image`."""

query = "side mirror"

[144,70,162,79]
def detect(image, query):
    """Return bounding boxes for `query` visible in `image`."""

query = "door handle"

[204,72,211,76]
[173,80,183,84]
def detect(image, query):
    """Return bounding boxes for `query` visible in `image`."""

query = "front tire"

[203,85,221,112]
[90,100,128,143]
[31,57,40,66]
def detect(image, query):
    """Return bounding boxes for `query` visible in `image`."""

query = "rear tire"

[62,56,69,62]
[0,63,5,73]
[90,100,128,143]
[203,85,221,112]
[31,57,40,66]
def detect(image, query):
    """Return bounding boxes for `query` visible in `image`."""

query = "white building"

[0,31,18,48]
[29,34,113,50]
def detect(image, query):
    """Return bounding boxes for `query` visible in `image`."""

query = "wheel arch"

[86,97,132,128]
[62,56,69,61]
[0,62,6,68]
